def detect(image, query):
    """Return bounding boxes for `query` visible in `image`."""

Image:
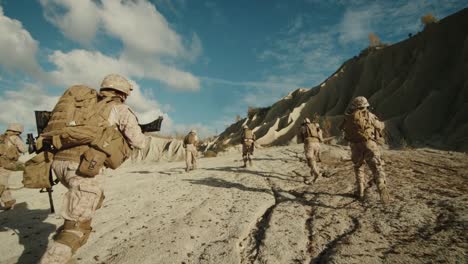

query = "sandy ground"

[1,144,467,264]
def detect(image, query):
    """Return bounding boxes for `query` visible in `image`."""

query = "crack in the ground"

[240,179,281,264]
[310,217,360,264]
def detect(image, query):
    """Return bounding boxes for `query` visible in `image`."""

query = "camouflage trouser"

[304,141,321,180]
[185,144,198,171]
[40,160,105,264]
[0,167,14,204]
[351,141,389,203]
[242,140,254,166]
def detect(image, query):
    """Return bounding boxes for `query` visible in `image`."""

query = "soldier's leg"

[191,148,197,170]
[0,168,15,209]
[242,144,248,167]
[41,162,104,264]
[248,145,253,166]
[185,150,191,172]
[351,144,366,199]
[367,156,389,204]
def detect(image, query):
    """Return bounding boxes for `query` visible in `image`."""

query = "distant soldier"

[339,96,389,204]
[183,129,198,172]
[0,123,27,210]
[298,118,323,184]
[40,74,147,264]
[241,125,256,167]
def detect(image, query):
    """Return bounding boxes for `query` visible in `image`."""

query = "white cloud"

[99,0,185,57]
[0,6,43,78]
[40,0,99,45]
[0,83,59,134]
[39,0,202,90]
[48,49,200,90]
[338,4,379,44]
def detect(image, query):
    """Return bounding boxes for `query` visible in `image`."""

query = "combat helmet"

[7,123,24,133]
[242,125,248,129]
[303,118,311,124]
[100,74,133,95]
[350,96,370,110]
[190,129,197,134]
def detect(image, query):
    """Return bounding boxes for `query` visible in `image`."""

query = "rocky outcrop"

[126,136,186,165]
[214,8,468,152]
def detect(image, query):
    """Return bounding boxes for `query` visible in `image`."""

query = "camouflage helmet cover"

[303,118,311,124]
[242,125,248,129]
[190,129,197,134]
[100,74,133,95]
[350,96,370,109]
[7,123,24,133]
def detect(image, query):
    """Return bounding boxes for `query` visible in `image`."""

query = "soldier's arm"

[12,135,27,154]
[370,113,385,131]
[114,105,146,149]
[318,127,324,142]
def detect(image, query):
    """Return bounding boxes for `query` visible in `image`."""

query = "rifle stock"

[139,116,164,133]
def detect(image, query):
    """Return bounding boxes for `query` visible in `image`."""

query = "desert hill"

[213,8,468,152]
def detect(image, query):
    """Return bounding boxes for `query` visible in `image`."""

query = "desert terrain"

[1,143,467,264]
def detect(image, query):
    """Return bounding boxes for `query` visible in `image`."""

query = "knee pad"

[55,220,92,254]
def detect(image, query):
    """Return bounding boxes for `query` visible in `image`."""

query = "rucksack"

[0,134,20,170]
[342,110,374,143]
[304,123,320,139]
[184,133,197,145]
[243,129,254,140]
[23,85,131,187]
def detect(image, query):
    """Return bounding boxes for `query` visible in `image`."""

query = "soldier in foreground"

[0,123,27,210]
[183,129,198,172]
[298,117,323,184]
[40,74,146,264]
[241,125,256,167]
[340,96,389,204]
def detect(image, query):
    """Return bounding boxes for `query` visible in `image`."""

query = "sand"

[1,143,467,264]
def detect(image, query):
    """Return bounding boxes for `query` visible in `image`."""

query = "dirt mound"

[214,8,468,152]
[126,136,186,165]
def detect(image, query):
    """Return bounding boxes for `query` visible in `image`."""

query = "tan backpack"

[0,134,20,170]
[304,123,320,139]
[243,129,254,140]
[184,133,197,145]
[342,110,374,143]
[23,85,132,188]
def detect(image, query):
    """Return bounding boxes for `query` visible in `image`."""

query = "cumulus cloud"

[0,83,59,133]
[39,0,201,90]
[40,0,99,45]
[48,49,200,90]
[0,6,43,78]
[338,4,379,44]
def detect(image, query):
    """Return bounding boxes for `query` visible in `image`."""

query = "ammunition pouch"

[55,219,92,253]
[22,152,54,189]
[78,148,107,177]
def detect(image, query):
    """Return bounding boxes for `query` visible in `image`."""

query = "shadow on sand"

[0,202,56,264]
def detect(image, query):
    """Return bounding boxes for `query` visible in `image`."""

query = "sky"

[0,0,466,137]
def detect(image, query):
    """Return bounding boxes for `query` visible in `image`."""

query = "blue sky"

[0,0,466,137]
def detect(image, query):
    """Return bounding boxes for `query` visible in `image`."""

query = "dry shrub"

[204,150,217,158]
[368,33,381,47]
[421,13,438,26]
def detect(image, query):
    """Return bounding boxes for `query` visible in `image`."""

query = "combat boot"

[379,186,390,205]
[3,199,16,210]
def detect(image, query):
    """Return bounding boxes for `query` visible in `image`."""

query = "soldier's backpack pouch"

[23,152,54,189]
[78,147,107,177]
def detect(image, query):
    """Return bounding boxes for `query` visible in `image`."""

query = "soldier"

[183,129,198,172]
[241,125,256,167]
[0,123,27,210]
[298,118,323,184]
[340,96,389,204]
[40,74,146,264]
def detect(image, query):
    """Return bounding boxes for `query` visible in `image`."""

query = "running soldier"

[241,125,256,167]
[183,129,198,172]
[298,118,323,184]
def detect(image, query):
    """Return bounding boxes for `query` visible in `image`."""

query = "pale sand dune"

[1,144,467,263]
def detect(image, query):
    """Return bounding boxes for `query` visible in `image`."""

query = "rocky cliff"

[214,8,468,152]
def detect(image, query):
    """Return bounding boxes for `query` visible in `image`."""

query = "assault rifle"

[139,116,164,133]
[26,111,56,213]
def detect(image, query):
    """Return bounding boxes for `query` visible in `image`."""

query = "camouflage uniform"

[299,118,323,184]
[0,126,26,209]
[341,96,389,204]
[184,130,198,172]
[241,126,255,167]
[40,74,146,264]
